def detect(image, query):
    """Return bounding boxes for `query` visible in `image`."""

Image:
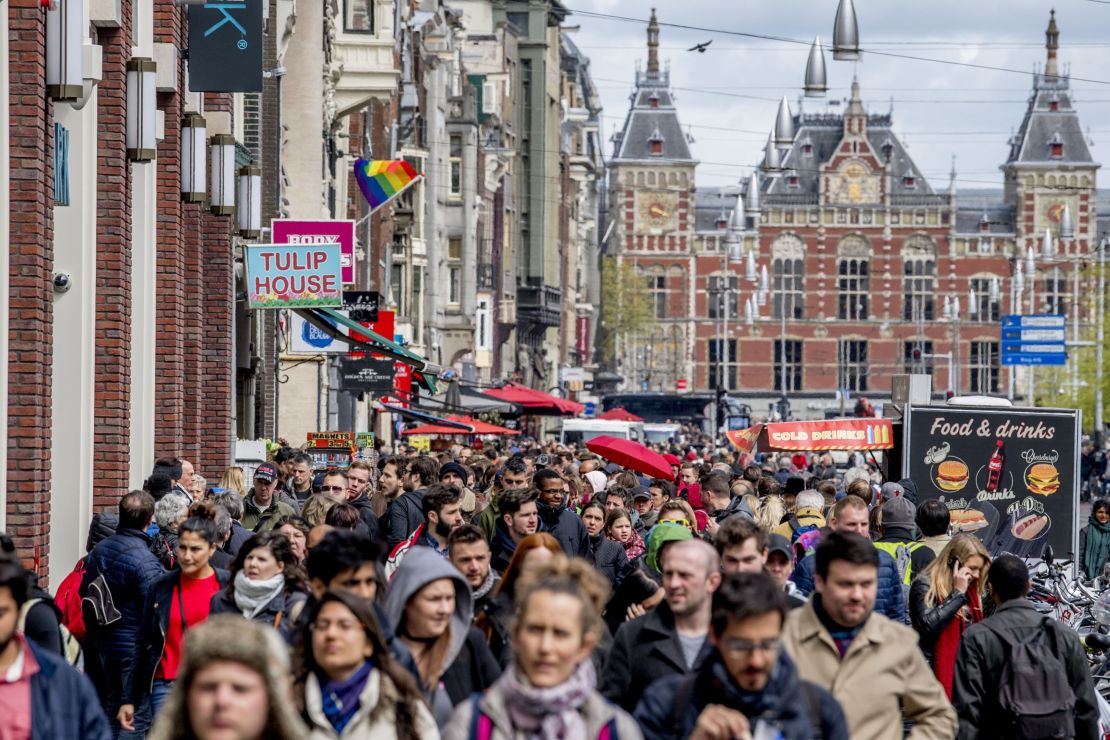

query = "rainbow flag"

[354,159,422,213]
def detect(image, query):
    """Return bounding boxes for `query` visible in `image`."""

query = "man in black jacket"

[601,539,722,711]
[635,572,848,740]
[386,455,438,547]
[533,468,589,557]
[952,554,1099,740]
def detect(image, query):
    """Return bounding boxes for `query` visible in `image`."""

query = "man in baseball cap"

[874,496,935,588]
[242,462,297,531]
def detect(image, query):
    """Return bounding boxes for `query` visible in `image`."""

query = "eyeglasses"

[719,638,782,656]
[659,519,693,531]
[320,485,346,493]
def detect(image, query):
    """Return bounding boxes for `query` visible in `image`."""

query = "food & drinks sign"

[245,243,343,309]
[903,405,1079,560]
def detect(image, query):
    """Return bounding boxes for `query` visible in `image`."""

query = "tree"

[597,257,653,363]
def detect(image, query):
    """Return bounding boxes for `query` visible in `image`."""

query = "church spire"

[1045,10,1059,79]
[844,76,866,135]
[647,8,660,76]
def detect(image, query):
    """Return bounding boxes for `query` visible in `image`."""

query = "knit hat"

[881,496,916,528]
[438,461,469,484]
[646,521,693,575]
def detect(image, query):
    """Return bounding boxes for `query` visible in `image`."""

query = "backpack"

[873,541,926,586]
[18,598,84,670]
[53,559,87,641]
[986,618,1075,739]
[790,518,822,563]
[468,694,619,740]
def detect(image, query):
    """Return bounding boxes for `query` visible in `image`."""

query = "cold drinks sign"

[245,243,343,309]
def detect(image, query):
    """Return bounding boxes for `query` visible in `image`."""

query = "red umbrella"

[597,407,644,422]
[444,415,521,436]
[586,435,673,480]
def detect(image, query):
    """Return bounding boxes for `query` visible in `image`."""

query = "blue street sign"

[1000,314,1067,366]
[583,402,596,417]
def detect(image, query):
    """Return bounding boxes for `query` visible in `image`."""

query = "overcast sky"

[564,0,1110,191]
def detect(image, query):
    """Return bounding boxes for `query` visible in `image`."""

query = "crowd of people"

[0,443,1102,739]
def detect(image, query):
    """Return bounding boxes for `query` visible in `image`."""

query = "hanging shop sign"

[272,219,356,285]
[338,357,395,393]
[188,0,263,92]
[245,243,343,309]
[758,418,893,452]
[903,404,1079,560]
[307,432,355,450]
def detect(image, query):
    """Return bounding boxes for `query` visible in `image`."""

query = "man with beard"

[635,572,848,740]
[0,557,111,738]
[447,524,500,615]
[375,456,405,520]
[602,539,722,712]
[782,531,955,740]
[385,455,438,548]
[384,484,463,578]
[475,455,530,541]
[533,468,589,558]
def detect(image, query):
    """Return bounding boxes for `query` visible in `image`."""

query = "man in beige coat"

[782,530,956,740]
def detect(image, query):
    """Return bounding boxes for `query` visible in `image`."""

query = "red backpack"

[53,558,87,641]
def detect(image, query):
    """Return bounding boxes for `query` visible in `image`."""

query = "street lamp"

[126,57,157,162]
[804,36,828,97]
[832,0,860,60]
[46,0,84,101]
[181,114,207,203]
[237,166,262,238]
[209,134,236,216]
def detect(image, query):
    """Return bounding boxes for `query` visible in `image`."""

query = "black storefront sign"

[343,291,380,322]
[903,404,1080,560]
[188,1,264,92]
[338,357,394,393]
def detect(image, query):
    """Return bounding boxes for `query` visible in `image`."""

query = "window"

[1043,269,1067,315]
[969,341,1000,394]
[649,93,659,109]
[774,340,802,392]
[904,340,934,374]
[802,143,813,155]
[344,0,373,33]
[838,254,870,320]
[449,135,463,198]
[969,278,1000,321]
[391,262,405,315]
[707,339,738,391]
[786,174,799,188]
[903,239,936,321]
[448,237,462,305]
[839,340,869,392]
[506,12,529,34]
[1049,132,1064,159]
[771,236,805,319]
[650,275,667,319]
[903,175,917,189]
[650,140,662,156]
[1051,143,1064,158]
[707,275,738,319]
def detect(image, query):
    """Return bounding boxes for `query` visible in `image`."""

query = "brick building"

[2,0,240,582]
[607,11,1099,420]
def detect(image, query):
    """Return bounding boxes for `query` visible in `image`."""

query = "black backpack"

[986,617,1075,739]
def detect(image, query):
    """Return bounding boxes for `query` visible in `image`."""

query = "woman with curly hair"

[294,590,436,739]
[209,531,309,639]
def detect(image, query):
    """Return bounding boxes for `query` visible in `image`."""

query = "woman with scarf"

[295,590,437,739]
[209,531,309,639]
[909,533,991,698]
[445,557,642,740]
[581,501,628,588]
[1080,498,1110,580]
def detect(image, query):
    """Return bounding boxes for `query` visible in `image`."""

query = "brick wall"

[198,208,234,478]
[7,0,56,573]
[92,4,134,511]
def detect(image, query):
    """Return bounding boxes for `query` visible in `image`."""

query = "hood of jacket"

[646,521,693,574]
[712,496,754,523]
[384,547,473,673]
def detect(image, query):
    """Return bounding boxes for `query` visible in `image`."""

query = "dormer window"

[979,214,990,233]
[716,213,728,230]
[649,92,660,109]
[1048,131,1064,158]
[648,126,664,156]
[801,142,813,155]
[786,172,800,189]
[903,173,917,189]
[1048,94,1060,112]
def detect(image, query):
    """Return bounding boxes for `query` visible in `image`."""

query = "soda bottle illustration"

[986,439,1004,493]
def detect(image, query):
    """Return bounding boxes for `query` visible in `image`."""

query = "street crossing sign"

[1000,314,1067,365]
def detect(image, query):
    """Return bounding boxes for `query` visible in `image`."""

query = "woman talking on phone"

[909,533,991,698]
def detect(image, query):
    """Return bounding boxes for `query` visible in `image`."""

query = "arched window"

[771,235,805,319]
[902,236,936,322]
[837,236,870,320]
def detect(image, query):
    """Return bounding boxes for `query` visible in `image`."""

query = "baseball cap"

[632,486,651,501]
[881,496,916,527]
[880,481,905,501]
[767,533,792,560]
[254,462,278,483]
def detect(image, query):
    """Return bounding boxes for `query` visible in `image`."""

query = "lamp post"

[125,58,157,162]
[181,114,207,202]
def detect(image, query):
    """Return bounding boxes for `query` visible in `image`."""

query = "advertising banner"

[272,220,356,285]
[244,243,343,309]
[903,405,1080,560]
[724,425,763,454]
[188,1,263,92]
[307,432,355,450]
[759,418,894,452]
[338,357,394,393]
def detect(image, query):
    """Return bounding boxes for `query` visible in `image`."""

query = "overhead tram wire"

[566,7,1110,87]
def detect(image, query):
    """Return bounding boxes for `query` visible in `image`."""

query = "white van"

[559,419,645,445]
[644,423,682,446]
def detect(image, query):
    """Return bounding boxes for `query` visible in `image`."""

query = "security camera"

[53,272,72,294]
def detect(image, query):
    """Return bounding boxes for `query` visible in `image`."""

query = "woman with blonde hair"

[218,466,247,498]
[301,493,338,527]
[756,494,786,533]
[909,533,991,698]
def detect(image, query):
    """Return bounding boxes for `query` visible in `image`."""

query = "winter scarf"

[933,586,982,699]
[318,660,373,733]
[499,659,596,739]
[613,529,646,561]
[1084,515,1110,579]
[232,571,285,619]
[474,570,500,602]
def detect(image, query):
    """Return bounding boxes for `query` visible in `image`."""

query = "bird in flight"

[687,40,712,53]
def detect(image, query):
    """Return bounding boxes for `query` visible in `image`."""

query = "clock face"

[827,161,880,204]
[637,191,678,232]
[1036,195,1078,235]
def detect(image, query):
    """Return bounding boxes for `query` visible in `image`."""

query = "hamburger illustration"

[1025,463,1060,496]
[936,459,969,492]
[950,508,988,533]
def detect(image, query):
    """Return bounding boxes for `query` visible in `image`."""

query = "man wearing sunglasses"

[635,572,848,740]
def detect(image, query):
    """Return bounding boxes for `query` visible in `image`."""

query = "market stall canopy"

[380,404,474,430]
[417,385,522,415]
[586,435,673,480]
[753,418,894,452]
[401,414,521,437]
[444,415,520,436]
[482,382,585,416]
[598,407,644,422]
